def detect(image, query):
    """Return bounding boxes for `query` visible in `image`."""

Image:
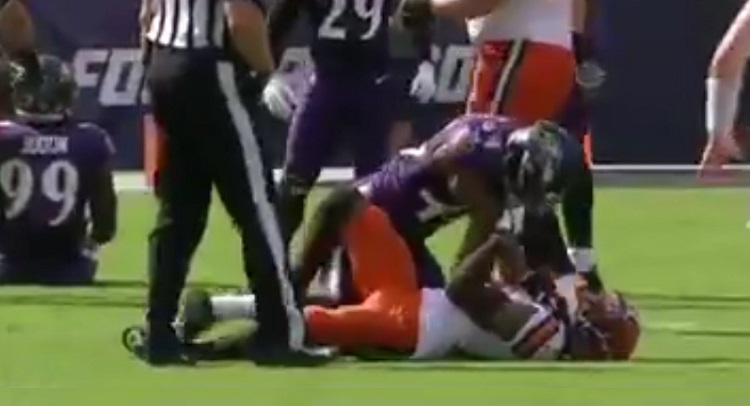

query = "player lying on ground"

[179,207,640,361]
[700,0,750,175]
[0,55,117,285]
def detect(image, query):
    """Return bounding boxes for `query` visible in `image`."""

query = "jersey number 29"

[318,0,385,40]
[0,158,80,226]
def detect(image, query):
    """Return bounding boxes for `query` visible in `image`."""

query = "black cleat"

[177,289,216,344]
[122,324,195,366]
[582,266,605,293]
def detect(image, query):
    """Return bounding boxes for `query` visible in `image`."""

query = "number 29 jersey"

[0,120,114,261]
[358,115,515,239]
[309,0,392,75]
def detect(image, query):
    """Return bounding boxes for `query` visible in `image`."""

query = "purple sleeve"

[79,123,116,172]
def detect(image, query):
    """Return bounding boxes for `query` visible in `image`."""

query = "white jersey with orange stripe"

[410,287,567,360]
[456,286,566,360]
[466,0,573,48]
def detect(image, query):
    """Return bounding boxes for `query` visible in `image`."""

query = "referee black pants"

[145,47,304,350]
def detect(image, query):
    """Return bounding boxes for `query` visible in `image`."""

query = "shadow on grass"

[626,292,750,303]
[94,279,239,291]
[634,356,750,364]
[0,293,144,308]
[674,329,750,339]
[624,291,750,311]
[0,279,241,309]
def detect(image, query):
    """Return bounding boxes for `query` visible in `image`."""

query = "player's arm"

[89,135,117,245]
[267,0,304,66]
[139,0,155,64]
[450,168,505,272]
[226,0,275,76]
[0,0,37,77]
[705,1,750,150]
[446,231,525,330]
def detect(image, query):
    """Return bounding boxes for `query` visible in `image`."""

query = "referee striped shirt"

[145,0,228,49]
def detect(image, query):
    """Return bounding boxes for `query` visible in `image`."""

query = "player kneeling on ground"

[0,55,117,286]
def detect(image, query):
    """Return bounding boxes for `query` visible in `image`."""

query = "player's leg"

[45,255,98,286]
[144,52,213,362]
[520,209,576,277]
[386,59,419,155]
[342,203,420,296]
[350,77,392,178]
[291,184,366,294]
[277,78,345,246]
[468,41,575,124]
[556,88,597,284]
[304,293,420,353]
[208,61,306,357]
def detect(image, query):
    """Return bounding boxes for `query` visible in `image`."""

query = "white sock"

[568,247,596,273]
[210,294,257,321]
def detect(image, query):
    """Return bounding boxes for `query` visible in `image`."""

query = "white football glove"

[262,74,299,121]
[409,61,437,103]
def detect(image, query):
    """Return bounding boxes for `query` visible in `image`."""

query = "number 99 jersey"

[309,0,392,75]
[0,120,114,260]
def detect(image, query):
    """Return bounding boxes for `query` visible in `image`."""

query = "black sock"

[276,175,312,247]
[562,163,594,248]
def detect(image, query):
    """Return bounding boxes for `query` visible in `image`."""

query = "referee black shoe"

[122,324,195,366]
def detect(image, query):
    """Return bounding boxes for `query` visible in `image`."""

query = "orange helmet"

[581,291,641,360]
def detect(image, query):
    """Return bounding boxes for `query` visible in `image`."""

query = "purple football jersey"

[359,115,518,237]
[0,120,114,260]
[308,0,393,76]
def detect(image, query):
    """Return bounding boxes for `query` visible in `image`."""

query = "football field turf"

[1,187,750,405]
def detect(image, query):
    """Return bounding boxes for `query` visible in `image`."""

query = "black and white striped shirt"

[145,0,228,50]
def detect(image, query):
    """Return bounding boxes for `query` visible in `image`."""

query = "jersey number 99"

[318,0,385,40]
[0,158,80,226]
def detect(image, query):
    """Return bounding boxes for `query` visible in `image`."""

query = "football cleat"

[121,324,195,366]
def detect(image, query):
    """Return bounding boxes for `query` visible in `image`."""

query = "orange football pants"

[304,204,421,352]
[466,40,575,125]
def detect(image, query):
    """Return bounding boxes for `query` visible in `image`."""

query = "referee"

[135,0,312,366]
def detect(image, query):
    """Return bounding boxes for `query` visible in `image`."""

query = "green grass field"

[2,188,750,405]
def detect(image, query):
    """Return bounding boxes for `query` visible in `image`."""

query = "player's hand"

[410,61,436,103]
[262,74,298,121]
[698,135,742,180]
[576,60,606,100]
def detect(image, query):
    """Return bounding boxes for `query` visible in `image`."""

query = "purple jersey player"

[0,55,117,285]
[265,0,434,246]
[289,115,569,299]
